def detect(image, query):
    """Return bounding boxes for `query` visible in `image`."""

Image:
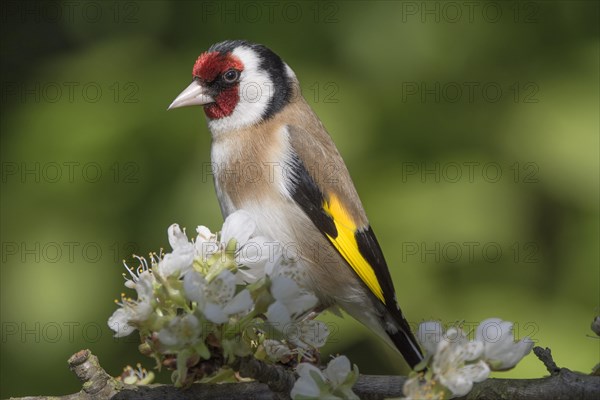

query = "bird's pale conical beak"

[168,80,214,110]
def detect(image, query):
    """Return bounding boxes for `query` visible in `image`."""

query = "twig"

[68,349,122,398]
[533,346,561,375]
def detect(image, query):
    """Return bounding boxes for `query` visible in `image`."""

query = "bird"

[168,40,423,368]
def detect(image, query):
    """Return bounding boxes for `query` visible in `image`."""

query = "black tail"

[386,310,423,369]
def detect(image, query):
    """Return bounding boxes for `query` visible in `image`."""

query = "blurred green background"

[1,0,598,397]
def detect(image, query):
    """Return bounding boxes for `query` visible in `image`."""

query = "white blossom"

[432,327,490,397]
[222,211,274,283]
[157,314,202,349]
[323,355,352,387]
[291,363,323,399]
[263,339,293,362]
[235,235,275,284]
[156,224,194,278]
[183,269,253,323]
[107,212,337,388]
[194,210,273,284]
[409,320,532,399]
[266,275,318,327]
[108,307,137,337]
[265,249,308,286]
[295,320,330,349]
[402,375,444,400]
[194,225,217,253]
[475,318,534,371]
[194,210,256,260]
[221,209,255,247]
[291,356,359,400]
[417,320,444,356]
[108,258,155,337]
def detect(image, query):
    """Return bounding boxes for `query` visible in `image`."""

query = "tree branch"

[533,346,561,375]
[8,349,600,400]
[232,356,296,398]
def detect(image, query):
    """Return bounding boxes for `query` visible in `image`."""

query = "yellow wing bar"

[323,194,385,304]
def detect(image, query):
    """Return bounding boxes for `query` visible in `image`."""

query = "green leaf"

[174,349,192,387]
[194,340,211,360]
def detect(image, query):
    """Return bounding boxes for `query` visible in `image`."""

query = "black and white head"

[169,40,297,135]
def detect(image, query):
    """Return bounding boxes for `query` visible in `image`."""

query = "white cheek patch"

[208,46,274,136]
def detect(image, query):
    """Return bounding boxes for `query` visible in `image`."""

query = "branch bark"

[8,348,600,400]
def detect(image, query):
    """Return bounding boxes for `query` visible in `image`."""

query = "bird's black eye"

[222,69,240,84]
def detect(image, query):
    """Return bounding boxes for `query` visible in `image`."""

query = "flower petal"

[194,225,218,257]
[266,301,291,327]
[134,271,155,299]
[205,270,236,305]
[223,289,253,316]
[324,355,351,386]
[203,302,229,324]
[157,314,201,349]
[462,340,484,361]
[108,308,136,337]
[298,320,329,348]
[464,360,491,383]
[440,371,473,397]
[291,374,321,398]
[235,236,274,283]
[270,276,317,316]
[183,270,206,304]
[291,363,325,398]
[168,224,191,251]
[418,321,444,355]
[286,292,318,317]
[158,249,193,278]
[263,339,292,361]
[476,318,534,370]
[196,225,213,242]
[221,210,256,246]
[270,276,299,301]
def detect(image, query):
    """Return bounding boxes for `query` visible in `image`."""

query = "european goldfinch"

[169,40,423,368]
